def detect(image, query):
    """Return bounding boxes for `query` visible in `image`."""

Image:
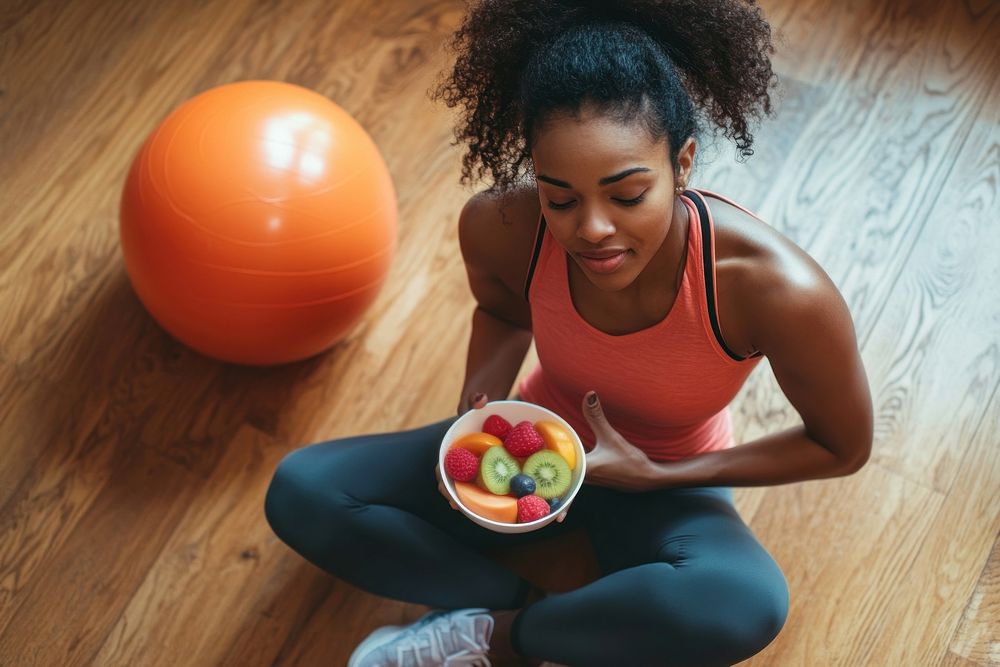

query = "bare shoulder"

[707,195,872,463]
[460,183,542,294]
[708,195,842,354]
[710,195,825,281]
[458,183,542,328]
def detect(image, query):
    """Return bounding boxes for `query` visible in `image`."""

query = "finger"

[436,470,458,510]
[557,510,567,522]
[438,482,458,510]
[473,392,488,409]
[581,391,611,435]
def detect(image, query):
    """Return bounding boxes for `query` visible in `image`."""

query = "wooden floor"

[1,0,998,664]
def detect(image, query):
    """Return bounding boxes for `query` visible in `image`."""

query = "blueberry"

[510,474,536,498]
[548,497,562,511]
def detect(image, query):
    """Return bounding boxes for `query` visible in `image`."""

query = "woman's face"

[531,106,693,292]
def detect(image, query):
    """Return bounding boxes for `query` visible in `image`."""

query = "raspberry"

[444,447,479,482]
[517,495,551,523]
[503,422,544,457]
[482,414,513,439]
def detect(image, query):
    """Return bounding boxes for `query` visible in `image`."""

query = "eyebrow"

[536,167,652,189]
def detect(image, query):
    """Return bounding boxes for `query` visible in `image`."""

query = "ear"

[675,136,696,186]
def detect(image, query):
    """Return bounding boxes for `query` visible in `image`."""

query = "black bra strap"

[523,214,547,302]
[684,189,762,361]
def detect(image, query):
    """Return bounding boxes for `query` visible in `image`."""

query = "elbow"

[838,409,874,475]
[841,440,872,475]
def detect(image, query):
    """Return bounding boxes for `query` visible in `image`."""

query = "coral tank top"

[517,189,764,462]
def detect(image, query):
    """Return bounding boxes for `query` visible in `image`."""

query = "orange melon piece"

[534,420,577,469]
[450,432,503,457]
[453,481,517,524]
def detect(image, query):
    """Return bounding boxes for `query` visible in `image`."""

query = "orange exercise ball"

[119,80,398,365]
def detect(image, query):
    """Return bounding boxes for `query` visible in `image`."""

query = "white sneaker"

[347,608,495,667]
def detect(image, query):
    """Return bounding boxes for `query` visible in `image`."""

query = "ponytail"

[430,0,781,196]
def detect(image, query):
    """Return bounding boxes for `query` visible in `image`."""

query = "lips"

[578,248,627,259]
[578,250,629,274]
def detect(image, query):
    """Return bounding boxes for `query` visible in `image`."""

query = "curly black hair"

[429,0,782,199]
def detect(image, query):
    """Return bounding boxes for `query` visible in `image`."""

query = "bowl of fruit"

[438,400,586,534]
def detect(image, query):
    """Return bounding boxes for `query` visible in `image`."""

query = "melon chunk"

[453,481,517,524]
[534,420,577,469]
[450,432,504,457]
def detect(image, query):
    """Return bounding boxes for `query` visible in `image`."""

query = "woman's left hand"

[551,391,655,522]
[579,391,656,492]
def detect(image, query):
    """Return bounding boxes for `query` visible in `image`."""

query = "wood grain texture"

[941,652,993,667]
[1,0,998,665]
[91,426,307,666]
[949,526,1000,665]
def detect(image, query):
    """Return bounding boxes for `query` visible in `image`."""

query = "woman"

[264,1,874,665]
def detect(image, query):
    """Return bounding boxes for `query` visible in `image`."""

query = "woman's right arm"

[455,191,536,416]
[457,307,533,415]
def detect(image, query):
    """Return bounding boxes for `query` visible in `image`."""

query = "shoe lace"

[393,611,492,667]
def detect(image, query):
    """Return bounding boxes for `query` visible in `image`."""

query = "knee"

[641,562,788,665]
[707,566,789,662]
[263,449,308,543]
[264,446,350,548]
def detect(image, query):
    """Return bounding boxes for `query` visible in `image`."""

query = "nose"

[576,211,616,244]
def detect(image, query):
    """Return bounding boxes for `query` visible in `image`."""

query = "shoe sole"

[347,623,407,667]
[347,609,489,667]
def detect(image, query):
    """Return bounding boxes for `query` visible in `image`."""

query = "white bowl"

[439,399,587,534]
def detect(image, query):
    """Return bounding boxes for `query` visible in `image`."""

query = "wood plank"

[0,364,97,510]
[851,382,1000,664]
[823,0,1000,352]
[90,426,294,665]
[216,549,336,667]
[0,339,231,644]
[0,2,169,189]
[0,386,284,663]
[0,454,217,664]
[692,73,832,215]
[949,533,1000,665]
[266,583,418,667]
[857,84,1000,492]
[741,464,943,665]
[938,651,989,667]
[761,0,897,86]
[0,0,45,35]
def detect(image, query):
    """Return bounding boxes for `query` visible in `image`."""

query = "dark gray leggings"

[264,414,789,666]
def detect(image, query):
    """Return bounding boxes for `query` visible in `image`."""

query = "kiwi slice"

[479,446,521,495]
[522,450,572,500]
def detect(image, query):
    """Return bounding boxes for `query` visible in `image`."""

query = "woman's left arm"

[645,268,874,488]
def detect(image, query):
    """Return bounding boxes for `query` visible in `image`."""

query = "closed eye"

[547,192,647,210]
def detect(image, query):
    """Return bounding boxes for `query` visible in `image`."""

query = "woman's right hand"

[456,391,489,417]
[435,462,460,511]
[440,392,490,510]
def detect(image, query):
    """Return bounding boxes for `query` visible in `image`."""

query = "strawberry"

[444,447,479,482]
[517,495,551,523]
[482,414,513,440]
[503,422,544,457]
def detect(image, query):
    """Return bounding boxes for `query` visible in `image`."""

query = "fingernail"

[473,393,485,402]
[587,392,597,406]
